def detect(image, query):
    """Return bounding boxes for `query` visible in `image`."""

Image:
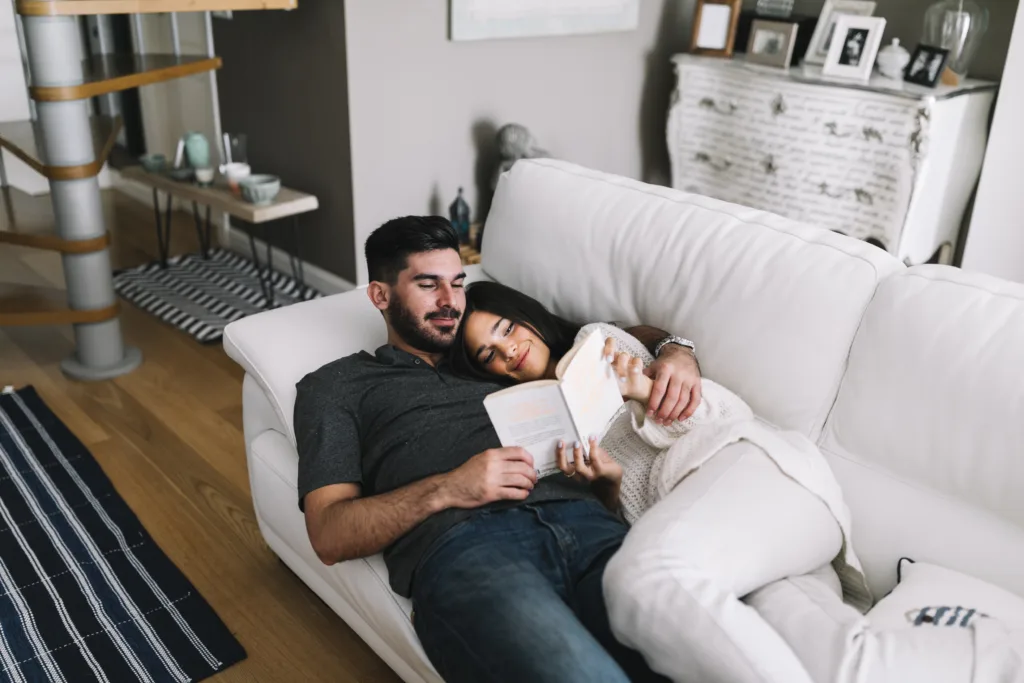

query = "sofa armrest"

[223,288,386,447]
[223,264,491,447]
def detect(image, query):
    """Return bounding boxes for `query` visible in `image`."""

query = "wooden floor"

[0,187,401,683]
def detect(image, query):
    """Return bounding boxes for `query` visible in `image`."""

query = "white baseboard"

[110,170,355,295]
[225,226,355,295]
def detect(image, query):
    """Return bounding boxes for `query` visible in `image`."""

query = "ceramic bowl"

[167,166,193,182]
[194,167,215,186]
[239,174,281,205]
[139,153,166,172]
[220,162,251,194]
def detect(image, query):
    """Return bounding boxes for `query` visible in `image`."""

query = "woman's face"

[463,310,552,382]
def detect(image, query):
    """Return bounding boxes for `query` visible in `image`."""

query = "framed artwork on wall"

[450,0,639,41]
[690,0,742,58]
[804,0,877,66]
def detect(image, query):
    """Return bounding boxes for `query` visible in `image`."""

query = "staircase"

[0,0,297,379]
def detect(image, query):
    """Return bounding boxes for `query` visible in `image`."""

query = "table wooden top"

[121,165,318,224]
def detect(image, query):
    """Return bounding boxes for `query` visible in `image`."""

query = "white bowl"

[220,162,251,193]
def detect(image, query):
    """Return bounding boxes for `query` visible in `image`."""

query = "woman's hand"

[556,437,623,514]
[602,338,653,403]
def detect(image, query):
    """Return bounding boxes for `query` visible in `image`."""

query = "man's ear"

[367,281,389,311]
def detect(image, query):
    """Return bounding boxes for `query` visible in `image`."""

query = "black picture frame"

[904,44,950,87]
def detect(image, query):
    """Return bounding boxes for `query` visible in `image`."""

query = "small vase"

[876,38,911,79]
[183,132,210,169]
[922,0,989,77]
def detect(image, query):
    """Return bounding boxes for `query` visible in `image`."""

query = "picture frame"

[903,44,951,88]
[821,14,886,82]
[690,0,742,58]
[803,0,877,66]
[746,19,800,69]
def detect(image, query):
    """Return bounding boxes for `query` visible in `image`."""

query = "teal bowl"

[239,174,281,205]
[139,153,166,172]
[166,166,193,182]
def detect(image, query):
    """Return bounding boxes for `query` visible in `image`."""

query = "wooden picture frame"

[690,0,742,58]
[746,20,800,69]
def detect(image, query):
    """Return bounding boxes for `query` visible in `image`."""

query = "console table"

[668,54,998,265]
[121,165,318,307]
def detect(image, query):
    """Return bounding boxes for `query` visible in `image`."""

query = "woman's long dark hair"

[450,281,581,383]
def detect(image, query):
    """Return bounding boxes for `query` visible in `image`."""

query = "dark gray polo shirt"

[293,344,595,597]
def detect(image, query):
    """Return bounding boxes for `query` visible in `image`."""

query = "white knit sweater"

[582,323,873,612]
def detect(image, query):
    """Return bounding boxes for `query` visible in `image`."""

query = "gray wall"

[214,4,356,281]
[344,0,695,285]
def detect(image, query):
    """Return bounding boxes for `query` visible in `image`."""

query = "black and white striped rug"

[0,386,246,682]
[112,248,321,344]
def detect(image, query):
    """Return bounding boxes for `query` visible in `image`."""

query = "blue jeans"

[411,500,670,683]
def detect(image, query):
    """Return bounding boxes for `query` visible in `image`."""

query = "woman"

[450,281,871,683]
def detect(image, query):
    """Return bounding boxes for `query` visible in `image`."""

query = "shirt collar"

[375,344,449,370]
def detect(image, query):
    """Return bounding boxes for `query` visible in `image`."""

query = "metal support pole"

[22,15,141,380]
[131,13,145,53]
[169,12,180,55]
[205,10,230,249]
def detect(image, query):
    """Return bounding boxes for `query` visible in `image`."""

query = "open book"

[483,330,624,477]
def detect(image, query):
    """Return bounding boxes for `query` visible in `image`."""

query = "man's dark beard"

[388,297,462,353]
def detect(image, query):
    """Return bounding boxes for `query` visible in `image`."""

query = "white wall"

[133,13,219,166]
[961,7,1024,283]
[0,1,48,195]
[344,0,691,285]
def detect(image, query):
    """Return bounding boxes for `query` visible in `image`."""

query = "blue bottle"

[449,187,471,245]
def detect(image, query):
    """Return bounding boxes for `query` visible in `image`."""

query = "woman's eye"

[484,351,495,364]
[505,322,515,336]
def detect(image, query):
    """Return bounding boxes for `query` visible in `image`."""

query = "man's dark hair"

[365,216,460,284]
[449,281,581,384]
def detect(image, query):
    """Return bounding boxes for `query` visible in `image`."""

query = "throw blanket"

[584,323,873,613]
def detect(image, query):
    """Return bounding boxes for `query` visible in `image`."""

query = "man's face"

[380,249,466,353]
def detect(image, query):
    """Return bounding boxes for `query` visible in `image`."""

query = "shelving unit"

[2,0,298,379]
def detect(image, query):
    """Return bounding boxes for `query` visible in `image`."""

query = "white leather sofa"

[223,159,1024,683]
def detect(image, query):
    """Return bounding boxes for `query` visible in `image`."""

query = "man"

[294,216,701,683]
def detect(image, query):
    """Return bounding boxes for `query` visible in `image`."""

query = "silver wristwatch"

[654,335,695,358]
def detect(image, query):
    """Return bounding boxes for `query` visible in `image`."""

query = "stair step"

[17,0,296,15]
[0,116,122,180]
[0,283,119,327]
[0,229,110,254]
[31,54,222,102]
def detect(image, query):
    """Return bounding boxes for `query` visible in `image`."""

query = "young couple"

[294,216,868,683]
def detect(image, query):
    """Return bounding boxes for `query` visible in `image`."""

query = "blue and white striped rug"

[112,248,321,344]
[0,386,246,682]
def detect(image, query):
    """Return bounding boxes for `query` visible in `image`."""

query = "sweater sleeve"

[628,378,754,450]
[574,322,654,365]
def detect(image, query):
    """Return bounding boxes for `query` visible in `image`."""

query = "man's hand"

[556,437,622,513]
[645,345,702,424]
[439,447,538,509]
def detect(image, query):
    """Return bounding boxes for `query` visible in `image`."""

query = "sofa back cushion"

[482,159,903,438]
[819,266,1024,598]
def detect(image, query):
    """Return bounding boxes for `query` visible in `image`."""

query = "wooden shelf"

[30,54,222,102]
[0,116,122,180]
[0,284,119,326]
[18,0,297,15]
[121,165,318,224]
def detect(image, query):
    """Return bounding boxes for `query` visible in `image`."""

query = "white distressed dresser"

[668,54,997,264]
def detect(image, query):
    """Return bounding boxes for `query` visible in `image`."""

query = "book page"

[484,384,576,477]
[557,330,623,454]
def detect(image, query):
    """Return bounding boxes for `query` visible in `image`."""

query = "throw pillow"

[869,559,1024,630]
